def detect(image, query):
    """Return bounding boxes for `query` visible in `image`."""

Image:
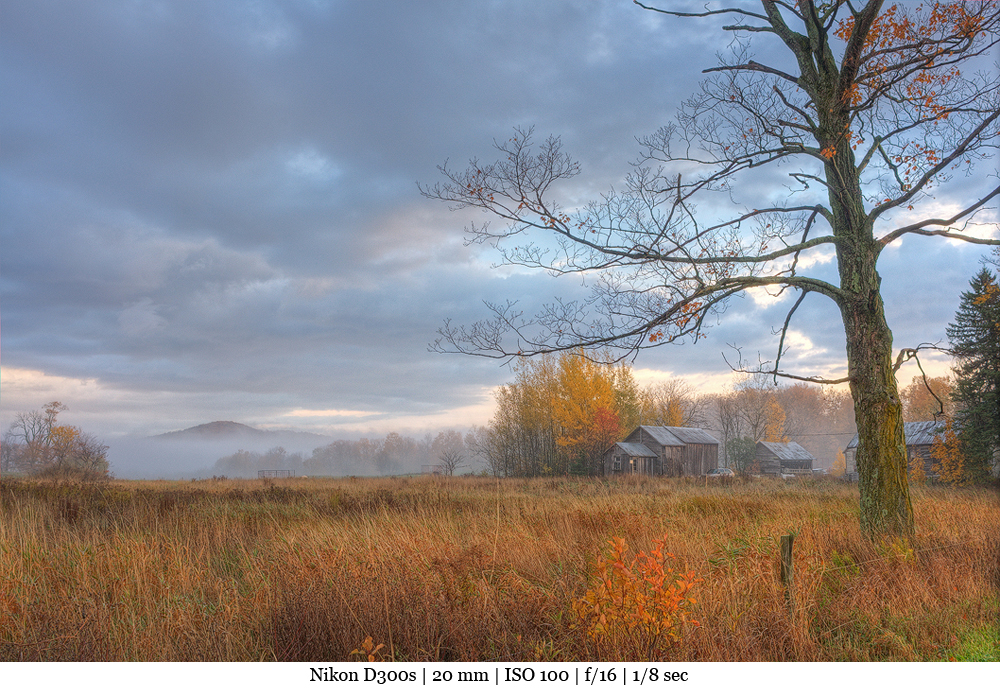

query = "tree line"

[211,429,470,478]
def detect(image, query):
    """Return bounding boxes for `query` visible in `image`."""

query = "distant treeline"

[212,430,470,477]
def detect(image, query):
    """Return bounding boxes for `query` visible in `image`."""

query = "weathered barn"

[843,420,947,478]
[604,426,719,477]
[754,441,814,476]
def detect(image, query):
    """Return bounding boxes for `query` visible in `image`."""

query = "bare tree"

[437,449,466,476]
[641,378,708,428]
[465,426,506,477]
[424,1,1000,537]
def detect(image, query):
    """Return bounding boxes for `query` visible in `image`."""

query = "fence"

[258,469,295,478]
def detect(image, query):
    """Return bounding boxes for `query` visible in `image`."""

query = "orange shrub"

[573,534,701,660]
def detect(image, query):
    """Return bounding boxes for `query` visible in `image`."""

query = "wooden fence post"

[780,534,794,614]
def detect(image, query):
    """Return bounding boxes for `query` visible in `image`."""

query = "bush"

[573,534,701,660]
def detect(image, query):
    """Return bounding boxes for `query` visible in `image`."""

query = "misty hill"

[102,421,338,480]
[152,421,332,447]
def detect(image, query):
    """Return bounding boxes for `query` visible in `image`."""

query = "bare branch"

[633,2,769,23]
[722,349,851,386]
[703,60,800,86]
[878,184,1000,247]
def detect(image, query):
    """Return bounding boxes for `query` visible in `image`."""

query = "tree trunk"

[827,130,914,538]
[838,240,914,538]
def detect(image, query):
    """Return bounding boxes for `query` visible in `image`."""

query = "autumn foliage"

[573,535,701,660]
[475,350,650,476]
[930,419,969,486]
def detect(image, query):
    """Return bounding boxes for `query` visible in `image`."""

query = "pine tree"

[946,268,1000,480]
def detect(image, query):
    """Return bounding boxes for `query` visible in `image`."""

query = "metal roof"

[637,425,719,446]
[757,440,815,461]
[844,420,948,450]
[660,426,720,445]
[611,442,658,458]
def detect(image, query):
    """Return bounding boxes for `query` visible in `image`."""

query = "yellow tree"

[763,398,789,443]
[908,453,928,486]
[930,419,968,486]
[831,449,847,478]
[490,354,561,476]
[611,360,645,433]
[552,350,623,475]
[426,1,1000,536]
[48,425,81,471]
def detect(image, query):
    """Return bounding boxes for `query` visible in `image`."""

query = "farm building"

[604,425,719,477]
[605,442,658,475]
[754,441,814,476]
[843,420,947,478]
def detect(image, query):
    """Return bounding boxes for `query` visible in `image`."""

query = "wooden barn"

[843,420,946,479]
[604,426,719,477]
[754,441,814,476]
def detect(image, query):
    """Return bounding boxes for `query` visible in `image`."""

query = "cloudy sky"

[2,0,996,444]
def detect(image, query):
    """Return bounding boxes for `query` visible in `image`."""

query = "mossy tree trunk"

[839,269,914,537]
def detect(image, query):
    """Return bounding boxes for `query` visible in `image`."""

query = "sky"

[2,0,997,452]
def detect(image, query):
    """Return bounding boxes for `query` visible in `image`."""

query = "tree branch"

[878,183,1000,247]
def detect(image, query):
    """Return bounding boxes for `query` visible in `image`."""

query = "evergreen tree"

[946,268,1000,480]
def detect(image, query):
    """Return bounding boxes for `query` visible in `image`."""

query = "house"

[843,420,946,478]
[754,441,814,476]
[604,425,719,477]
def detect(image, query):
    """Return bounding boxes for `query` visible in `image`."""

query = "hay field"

[1,475,997,661]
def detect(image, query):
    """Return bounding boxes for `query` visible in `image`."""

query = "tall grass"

[1,475,997,661]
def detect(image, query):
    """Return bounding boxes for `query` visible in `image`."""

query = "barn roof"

[610,442,658,458]
[844,421,947,450]
[636,425,719,446]
[659,426,720,445]
[757,440,815,461]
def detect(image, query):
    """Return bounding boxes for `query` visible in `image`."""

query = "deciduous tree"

[425,1,1000,536]
[831,449,848,478]
[641,378,707,428]
[930,419,969,485]
[480,351,644,476]
[3,402,108,479]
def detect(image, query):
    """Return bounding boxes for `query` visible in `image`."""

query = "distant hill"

[152,421,332,446]
[154,421,266,439]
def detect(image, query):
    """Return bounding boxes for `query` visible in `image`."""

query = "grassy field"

[1,474,997,661]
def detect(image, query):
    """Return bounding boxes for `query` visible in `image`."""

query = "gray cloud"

[2,1,994,447]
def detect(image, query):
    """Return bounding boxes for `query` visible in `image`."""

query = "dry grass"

[1,474,997,661]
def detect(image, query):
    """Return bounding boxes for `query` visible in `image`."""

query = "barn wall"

[682,444,718,475]
[756,450,782,475]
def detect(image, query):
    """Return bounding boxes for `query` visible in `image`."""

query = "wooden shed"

[604,426,719,477]
[754,441,814,476]
[605,442,658,475]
